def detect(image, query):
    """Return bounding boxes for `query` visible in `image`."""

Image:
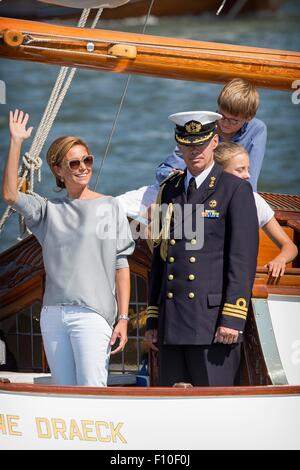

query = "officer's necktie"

[187,177,197,201]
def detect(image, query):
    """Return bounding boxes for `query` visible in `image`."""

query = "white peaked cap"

[169,111,222,126]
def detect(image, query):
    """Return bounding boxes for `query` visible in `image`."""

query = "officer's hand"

[214,326,239,345]
[145,329,159,352]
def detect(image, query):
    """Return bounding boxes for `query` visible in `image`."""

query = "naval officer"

[145,111,259,386]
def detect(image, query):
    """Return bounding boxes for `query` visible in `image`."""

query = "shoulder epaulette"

[159,170,183,187]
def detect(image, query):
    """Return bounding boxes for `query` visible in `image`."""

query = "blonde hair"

[214,142,249,168]
[217,78,260,120]
[46,136,90,189]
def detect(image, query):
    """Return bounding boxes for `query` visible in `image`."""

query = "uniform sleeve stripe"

[223,307,247,317]
[147,308,159,314]
[222,311,247,320]
[147,313,159,319]
[224,303,248,312]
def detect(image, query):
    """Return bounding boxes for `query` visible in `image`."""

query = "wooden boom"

[0,16,300,90]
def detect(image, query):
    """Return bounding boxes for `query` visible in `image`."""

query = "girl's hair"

[214,142,249,168]
[46,136,90,189]
[217,78,260,120]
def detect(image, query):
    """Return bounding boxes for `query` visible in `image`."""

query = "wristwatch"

[117,314,130,321]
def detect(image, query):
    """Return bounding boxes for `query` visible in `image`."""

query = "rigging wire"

[93,0,156,191]
[216,0,227,16]
[0,7,102,237]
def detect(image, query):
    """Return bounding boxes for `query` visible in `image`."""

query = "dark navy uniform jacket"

[146,163,259,345]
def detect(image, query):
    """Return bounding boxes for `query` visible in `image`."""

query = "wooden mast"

[0,17,300,90]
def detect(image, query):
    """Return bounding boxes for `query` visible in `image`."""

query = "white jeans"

[40,305,112,386]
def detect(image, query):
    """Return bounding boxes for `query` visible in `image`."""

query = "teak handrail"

[0,382,299,396]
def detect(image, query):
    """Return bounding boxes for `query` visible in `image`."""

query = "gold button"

[188,292,195,299]
[191,239,197,245]
[189,257,196,263]
[168,274,174,281]
[169,257,175,263]
[188,274,195,281]
[170,239,176,246]
[167,292,173,299]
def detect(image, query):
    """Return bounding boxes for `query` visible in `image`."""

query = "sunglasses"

[65,155,94,171]
[217,110,242,126]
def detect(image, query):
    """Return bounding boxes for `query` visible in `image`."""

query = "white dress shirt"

[185,162,215,192]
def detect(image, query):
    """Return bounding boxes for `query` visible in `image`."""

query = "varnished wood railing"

[0,235,44,320]
[0,382,299,396]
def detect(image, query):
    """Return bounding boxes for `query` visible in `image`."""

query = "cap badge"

[209,199,217,208]
[185,121,202,134]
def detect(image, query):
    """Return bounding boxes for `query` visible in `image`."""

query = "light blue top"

[13,192,135,327]
[156,117,267,191]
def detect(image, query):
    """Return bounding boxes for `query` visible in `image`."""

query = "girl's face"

[224,152,250,180]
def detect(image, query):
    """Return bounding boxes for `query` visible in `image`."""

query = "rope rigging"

[0,7,97,237]
[0,0,156,240]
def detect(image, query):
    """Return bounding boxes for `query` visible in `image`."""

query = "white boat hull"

[1,387,300,450]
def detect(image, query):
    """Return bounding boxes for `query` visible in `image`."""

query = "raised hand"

[9,109,33,142]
